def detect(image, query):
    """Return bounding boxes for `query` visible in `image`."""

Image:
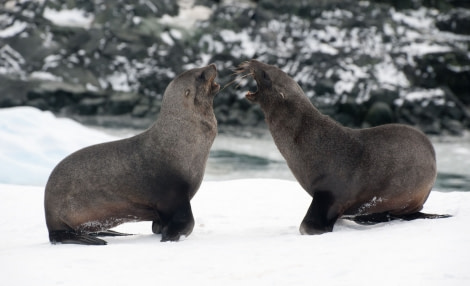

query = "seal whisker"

[220,79,238,91]
[220,72,254,91]
[235,61,252,74]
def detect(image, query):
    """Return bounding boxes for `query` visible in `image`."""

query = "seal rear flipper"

[343,213,394,225]
[396,212,452,221]
[345,212,452,225]
[49,230,107,245]
[89,230,133,237]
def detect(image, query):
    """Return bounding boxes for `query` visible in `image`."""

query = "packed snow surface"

[0,181,469,285]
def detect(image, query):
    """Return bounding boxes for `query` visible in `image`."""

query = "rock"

[363,102,394,127]
[26,81,86,111]
[436,9,470,35]
[78,97,107,115]
[0,76,33,107]
[408,52,470,106]
[442,118,464,136]
[131,104,150,118]
[107,92,140,115]
[0,0,469,135]
[420,120,442,135]
[313,79,336,96]
[369,88,399,106]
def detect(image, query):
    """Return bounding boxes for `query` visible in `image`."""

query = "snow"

[374,55,410,88]
[0,106,469,285]
[0,107,118,185]
[394,88,446,106]
[220,29,257,59]
[391,7,435,30]
[0,44,25,76]
[0,180,469,285]
[160,0,213,29]
[0,20,27,38]
[29,71,62,81]
[334,60,368,94]
[43,8,94,29]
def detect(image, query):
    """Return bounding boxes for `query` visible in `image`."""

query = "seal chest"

[237,59,448,235]
[44,64,220,245]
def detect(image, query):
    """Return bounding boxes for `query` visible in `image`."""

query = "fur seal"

[44,64,220,245]
[237,59,449,235]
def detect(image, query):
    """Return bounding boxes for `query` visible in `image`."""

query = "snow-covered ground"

[1,106,469,285]
[1,181,469,285]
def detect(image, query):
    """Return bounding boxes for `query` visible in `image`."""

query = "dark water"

[206,150,293,181]
[435,173,470,192]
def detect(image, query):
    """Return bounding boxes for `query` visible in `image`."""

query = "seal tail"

[344,212,452,225]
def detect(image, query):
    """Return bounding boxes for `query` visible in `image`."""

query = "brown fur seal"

[237,60,449,235]
[44,64,220,245]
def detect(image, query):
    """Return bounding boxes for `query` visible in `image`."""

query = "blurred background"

[1,0,469,190]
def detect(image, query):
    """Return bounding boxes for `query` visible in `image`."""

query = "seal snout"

[235,61,260,101]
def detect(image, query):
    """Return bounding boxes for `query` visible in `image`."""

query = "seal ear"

[185,89,191,97]
[280,92,286,100]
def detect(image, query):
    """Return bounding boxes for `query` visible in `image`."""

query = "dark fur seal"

[44,64,220,245]
[237,60,449,235]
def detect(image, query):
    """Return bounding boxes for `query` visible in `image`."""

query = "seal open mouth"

[235,61,258,101]
[210,74,220,94]
[206,64,220,95]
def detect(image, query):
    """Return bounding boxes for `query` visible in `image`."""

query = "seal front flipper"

[160,202,195,242]
[152,219,162,234]
[299,191,340,235]
[49,230,107,245]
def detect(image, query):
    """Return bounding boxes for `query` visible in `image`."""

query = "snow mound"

[0,107,119,186]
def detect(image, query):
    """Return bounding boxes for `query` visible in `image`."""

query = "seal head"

[237,60,302,105]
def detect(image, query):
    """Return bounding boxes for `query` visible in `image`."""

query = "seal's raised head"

[164,64,220,113]
[236,60,303,106]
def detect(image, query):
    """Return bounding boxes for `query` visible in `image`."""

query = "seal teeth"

[245,91,257,101]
